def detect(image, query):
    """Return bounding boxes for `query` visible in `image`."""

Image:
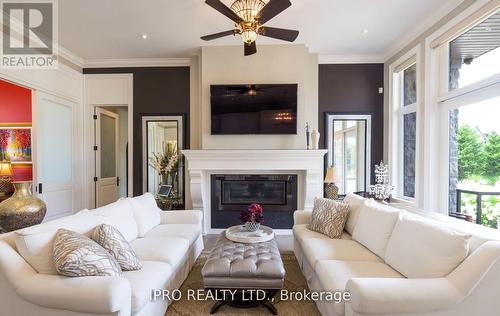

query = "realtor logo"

[1,0,58,69]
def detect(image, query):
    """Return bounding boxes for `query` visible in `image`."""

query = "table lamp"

[324,166,339,200]
[0,161,14,196]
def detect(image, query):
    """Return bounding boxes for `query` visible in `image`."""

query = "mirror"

[142,116,184,209]
[326,114,371,195]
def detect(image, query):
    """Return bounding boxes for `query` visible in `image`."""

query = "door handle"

[117,177,120,187]
[38,183,43,194]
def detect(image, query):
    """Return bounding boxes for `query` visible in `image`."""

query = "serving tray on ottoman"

[201,232,285,314]
[225,225,275,244]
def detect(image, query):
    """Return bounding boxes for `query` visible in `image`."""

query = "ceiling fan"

[201,0,299,56]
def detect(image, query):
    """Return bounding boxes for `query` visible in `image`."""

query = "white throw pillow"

[128,193,161,237]
[87,199,139,242]
[352,200,400,258]
[343,193,367,235]
[385,214,471,278]
[15,212,99,274]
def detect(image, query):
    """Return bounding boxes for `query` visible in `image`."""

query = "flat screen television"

[211,84,298,135]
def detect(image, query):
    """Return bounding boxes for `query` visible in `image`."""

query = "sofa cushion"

[92,224,142,271]
[15,212,99,274]
[315,260,403,316]
[53,229,122,277]
[301,238,382,269]
[88,199,138,242]
[343,193,367,235]
[128,193,161,237]
[385,214,471,278]
[130,236,189,271]
[293,224,352,245]
[308,198,350,239]
[352,200,400,258]
[145,224,201,245]
[122,261,172,312]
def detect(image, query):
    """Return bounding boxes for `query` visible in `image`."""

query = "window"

[449,10,500,91]
[448,97,500,228]
[436,9,500,228]
[392,62,418,200]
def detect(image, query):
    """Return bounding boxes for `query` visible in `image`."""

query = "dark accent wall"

[318,64,384,183]
[83,67,190,196]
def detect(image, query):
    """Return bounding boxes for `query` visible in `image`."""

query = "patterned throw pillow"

[92,224,142,271]
[308,198,350,239]
[53,229,122,277]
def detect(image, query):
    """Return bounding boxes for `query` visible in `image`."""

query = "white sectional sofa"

[0,193,203,316]
[294,194,500,316]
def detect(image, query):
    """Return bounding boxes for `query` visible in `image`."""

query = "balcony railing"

[452,188,500,226]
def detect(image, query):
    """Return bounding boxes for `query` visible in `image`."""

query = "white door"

[95,108,119,207]
[36,92,76,220]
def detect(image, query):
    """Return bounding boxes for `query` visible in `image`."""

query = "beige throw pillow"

[308,198,350,239]
[53,229,122,277]
[92,224,142,271]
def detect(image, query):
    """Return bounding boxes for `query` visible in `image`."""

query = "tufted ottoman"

[201,233,285,314]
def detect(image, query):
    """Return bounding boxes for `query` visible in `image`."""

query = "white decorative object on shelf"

[369,161,394,200]
[225,225,274,244]
[305,122,311,149]
[311,129,320,150]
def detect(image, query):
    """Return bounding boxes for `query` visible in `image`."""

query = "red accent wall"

[0,79,32,181]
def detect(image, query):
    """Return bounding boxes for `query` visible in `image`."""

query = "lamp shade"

[324,167,336,184]
[0,161,14,176]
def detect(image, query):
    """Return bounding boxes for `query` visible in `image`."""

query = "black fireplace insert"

[211,174,298,229]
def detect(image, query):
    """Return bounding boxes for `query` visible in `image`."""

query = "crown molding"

[83,58,192,68]
[57,44,193,69]
[58,46,85,69]
[382,0,464,62]
[318,54,385,64]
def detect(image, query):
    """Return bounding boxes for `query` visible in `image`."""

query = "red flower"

[240,203,264,223]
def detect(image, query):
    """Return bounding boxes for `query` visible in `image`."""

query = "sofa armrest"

[160,210,203,226]
[447,240,500,296]
[293,210,311,225]
[0,241,131,314]
[346,277,463,314]
[17,274,131,314]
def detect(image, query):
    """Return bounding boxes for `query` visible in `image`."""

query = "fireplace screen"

[211,174,298,229]
[222,180,287,205]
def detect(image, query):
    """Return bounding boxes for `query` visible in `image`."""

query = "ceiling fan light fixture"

[201,0,298,56]
[230,0,266,22]
[240,27,258,43]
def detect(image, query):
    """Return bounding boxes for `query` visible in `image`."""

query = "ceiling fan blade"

[201,30,236,41]
[205,0,242,23]
[256,0,291,24]
[244,41,257,56]
[260,26,299,42]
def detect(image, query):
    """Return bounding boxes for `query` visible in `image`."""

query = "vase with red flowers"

[240,203,264,232]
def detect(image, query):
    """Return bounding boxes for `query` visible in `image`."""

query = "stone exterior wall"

[448,59,462,213]
[403,112,416,198]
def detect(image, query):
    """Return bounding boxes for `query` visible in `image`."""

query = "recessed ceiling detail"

[58,0,463,60]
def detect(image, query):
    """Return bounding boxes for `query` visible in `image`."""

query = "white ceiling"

[59,0,462,62]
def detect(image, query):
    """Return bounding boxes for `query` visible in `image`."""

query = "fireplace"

[211,174,298,229]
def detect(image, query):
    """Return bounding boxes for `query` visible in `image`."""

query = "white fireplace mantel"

[183,149,327,233]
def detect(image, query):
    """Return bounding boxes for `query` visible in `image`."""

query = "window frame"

[423,1,500,215]
[388,46,422,203]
